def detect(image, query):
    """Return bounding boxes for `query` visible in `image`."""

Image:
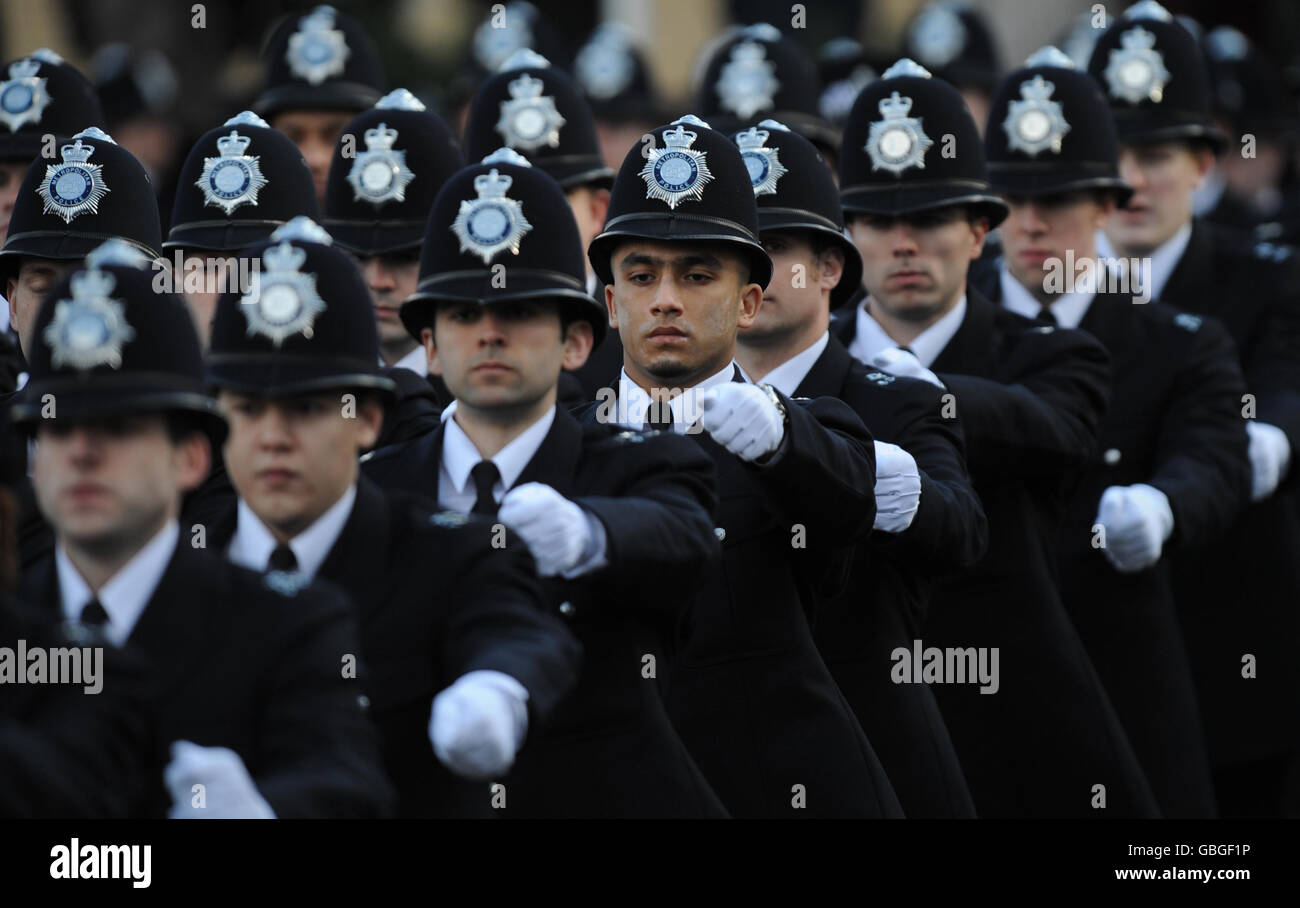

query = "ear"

[604,281,618,328]
[421,326,441,377]
[6,280,16,329]
[817,246,845,292]
[590,187,611,230]
[967,216,991,261]
[355,396,385,450]
[736,279,764,329]
[175,433,212,494]
[561,318,595,371]
[1096,193,1118,230]
[1192,145,1215,182]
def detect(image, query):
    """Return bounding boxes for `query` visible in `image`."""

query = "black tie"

[79,598,109,626]
[268,543,298,572]
[470,460,501,516]
[1036,304,1058,327]
[645,394,675,434]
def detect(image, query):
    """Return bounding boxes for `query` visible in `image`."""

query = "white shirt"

[438,404,607,576]
[999,265,1094,330]
[390,346,428,377]
[56,519,180,646]
[1098,222,1192,303]
[613,361,740,432]
[226,484,357,581]
[849,295,967,368]
[753,331,830,398]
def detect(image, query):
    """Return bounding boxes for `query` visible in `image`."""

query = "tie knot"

[79,598,109,626]
[645,394,675,433]
[1036,303,1058,326]
[470,460,501,516]
[269,543,299,572]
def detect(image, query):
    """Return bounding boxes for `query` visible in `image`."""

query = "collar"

[615,361,741,431]
[442,404,556,497]
[1098,222,1192,303]
[999,264,1094,329]
[227,484,357,581]
[391,345,428,377]
[56,519,179,646]
[851,295,967,368]
[754,331,830,397]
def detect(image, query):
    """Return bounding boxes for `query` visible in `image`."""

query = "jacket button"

[558,601,576,617]
[714,527,727,541]
[1103,448,1122,466]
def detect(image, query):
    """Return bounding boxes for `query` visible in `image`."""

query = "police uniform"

[364,156,728,817]
[12,248,392,817]
[981,46,1253,817]
[838,60,1160,817]
[322,88,465,415]
[1089,2,1300,816]
[582,114,903,818]
[197,219,580,816]
[737,119,986,817]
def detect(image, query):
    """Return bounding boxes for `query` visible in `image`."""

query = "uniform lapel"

[794,336,854,399]
[930,288,996,375]
[513,405,583,497]
[317,477,398,622]
[126,543,219,694]
[1156,220,1211,312]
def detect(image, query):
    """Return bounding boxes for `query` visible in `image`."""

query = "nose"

[1017,202,1049,237]
[65,426,106,467]
[649,275,684,317]
[255,405,294,451]
[888,222,921,258]
[362,259,393,292]
[476,310,508,348]
[1118,149,1144,191]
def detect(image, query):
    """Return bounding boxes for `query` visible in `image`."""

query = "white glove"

[498,482,597,577]
[700,383,785,462]
[164,741,276,819]
[869,347,945,389]
[1095,483,1174,574]
[873,441,922,533]
[429,670,529,780]
[1246,421,1292,502]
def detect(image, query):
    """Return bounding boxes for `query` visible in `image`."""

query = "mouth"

[256,468,298,487]
[1017,249,1053,264]
[470,361,513,375]
[887,270,929,287]
[65,483,110,504]
[374,304,401,322]
[647,326,689,344]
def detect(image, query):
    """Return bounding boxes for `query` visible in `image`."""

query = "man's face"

[1110,142,1212,254]
[1001,191,1113,299]
[270,109,356,202]
[739,231,842,347]
[8,258,77,355]
[357,249,421,360]
[848,208,986,323]
[32,415,208,559]
[0,160,30,245]
[218,391,383,538]
[565,185,610,273]
[426,299,592,415]
[607,240,762,387]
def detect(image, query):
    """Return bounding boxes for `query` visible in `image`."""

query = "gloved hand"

[1246,421,1292,502]
[1095,483,1174,573]
[429,671,529,780]
[700,383,784,462]
[869,347,945,389]
[164,741,276,819]
[499,482,592,576]
[873,441,922,533]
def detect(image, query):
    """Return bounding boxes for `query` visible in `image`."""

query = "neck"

[1107,218,1191,259]
[63,513,171,592]
[736,312,828,381]
[380,339,419,367]
[453,387,556,459]
[1014,241,1098,305]
[865,294,958,347]
[622,352,734,396]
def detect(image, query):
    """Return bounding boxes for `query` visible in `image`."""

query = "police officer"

[13,240,391,817]
[1089,0,1300,817]
[253,4,385,202]
[981,45,1252,817]
[324,89,464,379]
[902,2,1003,137]
[585,113,901,818]
[363,153,728,817]
[732,119,987,817]
[165,110,319,348]
[836,59,1158,817]
[200,216,580,817]
[573,24,667,172]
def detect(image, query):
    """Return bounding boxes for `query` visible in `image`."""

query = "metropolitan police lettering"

[197,129,269,214]
[451,167,533,263]
[639,116,714,209]
[347,122,415,206]
[38,136,111,224]
[736,123,789,197]
[240,240,328,346]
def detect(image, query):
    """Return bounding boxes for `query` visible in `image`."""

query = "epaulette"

[263,570,310,597]
[1173,312,1202,333]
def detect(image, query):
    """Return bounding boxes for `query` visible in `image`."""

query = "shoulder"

[579,418,714,471]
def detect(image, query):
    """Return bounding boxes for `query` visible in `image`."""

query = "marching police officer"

[732,119,988,817]
[902,1,1003,136]
[363,153,728,817]
[980,45,1252,817]
[165,110,319,347]
[836,59,1158,817]
[323,89,464,379]
[585,113,902,818]
[573,24,667,172]
[1089,0,1300,816]
[13,240,392,817]
[200,217,580,817]
[253,4,386,202]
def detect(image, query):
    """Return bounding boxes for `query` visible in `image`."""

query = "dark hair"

[164,411,210,446]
